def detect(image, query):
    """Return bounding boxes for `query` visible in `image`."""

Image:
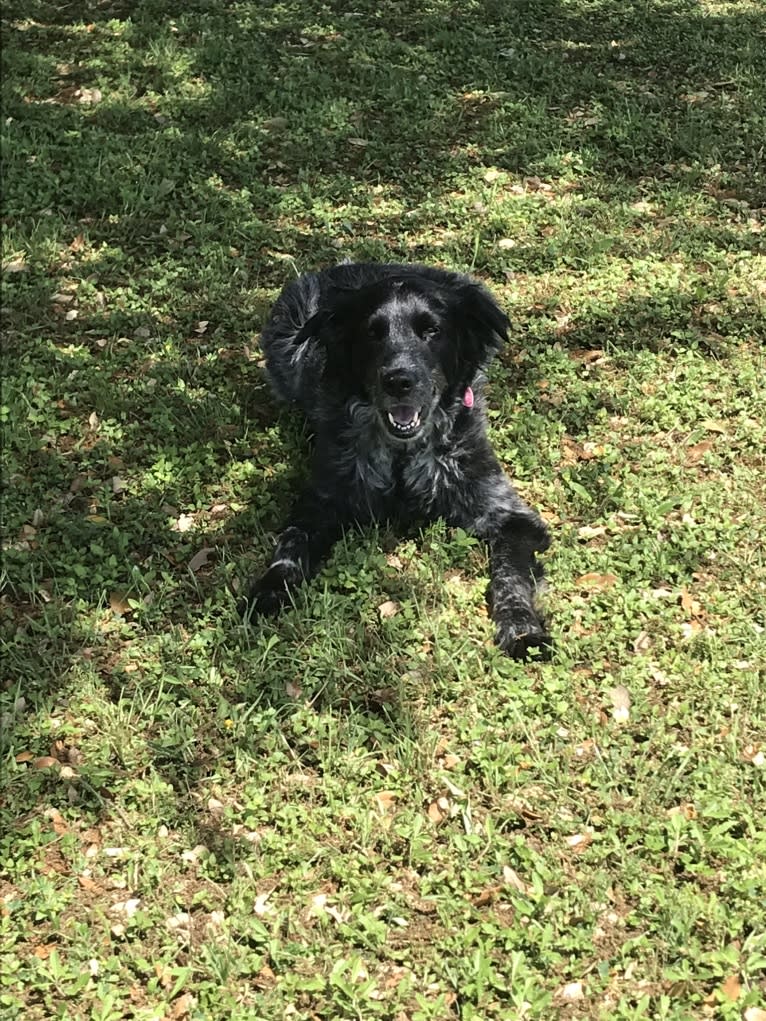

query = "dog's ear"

[295,309,327,344]
[451,282,509,380]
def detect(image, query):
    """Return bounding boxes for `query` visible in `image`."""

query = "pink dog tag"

[462,386,474,408]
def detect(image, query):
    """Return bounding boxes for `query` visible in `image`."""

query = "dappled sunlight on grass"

[2,0,766,1017]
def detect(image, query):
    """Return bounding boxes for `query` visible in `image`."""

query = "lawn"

[1,0,765,1018]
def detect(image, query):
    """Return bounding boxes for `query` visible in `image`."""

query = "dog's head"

[305,271,509,444]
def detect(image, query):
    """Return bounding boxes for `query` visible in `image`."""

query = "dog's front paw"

[240,564,300,620]
[495,613,552,661]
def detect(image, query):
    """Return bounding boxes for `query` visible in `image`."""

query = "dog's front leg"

[486,514,552,660]
[242,493,344,618]
[454,475,551,659]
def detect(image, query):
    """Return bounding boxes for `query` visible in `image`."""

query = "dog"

[243,262,551,659]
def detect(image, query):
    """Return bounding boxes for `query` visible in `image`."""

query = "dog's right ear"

[295,309,327,344]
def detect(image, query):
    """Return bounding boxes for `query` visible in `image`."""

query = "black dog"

[243,263,551,659]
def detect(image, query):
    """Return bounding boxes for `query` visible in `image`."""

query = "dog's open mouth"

[386,404,422,438]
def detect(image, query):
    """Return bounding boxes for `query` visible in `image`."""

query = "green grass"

[2,1,765,1018]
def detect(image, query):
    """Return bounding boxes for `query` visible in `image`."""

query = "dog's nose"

[381,368,415,397]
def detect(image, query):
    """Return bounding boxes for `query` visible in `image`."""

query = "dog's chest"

[343,442,462,519]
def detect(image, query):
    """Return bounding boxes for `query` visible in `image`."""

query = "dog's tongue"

[390,405,417,426]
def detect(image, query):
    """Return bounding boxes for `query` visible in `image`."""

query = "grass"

[1,0,765,1018]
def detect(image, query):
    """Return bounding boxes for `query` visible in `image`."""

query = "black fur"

[243,262,551,659]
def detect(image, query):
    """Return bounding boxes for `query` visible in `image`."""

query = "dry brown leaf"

[680,587,702,617]
[575,572,618,591]
[34,756,60,770]
[285,680,303,699]
[427,798,450,825]
[719,974,741,1002]
[372,791,398,815]
[473,885,501,906]
[33,944,55,959]
[167,992,196,1020]
[15,751,34,763]
[686,439,714,464]
[569,348,605,364]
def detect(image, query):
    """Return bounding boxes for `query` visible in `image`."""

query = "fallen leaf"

[558,981,585,1002]
[254,892,273,915]
[575,572,618,591]
[33,756,60,770]
[473,885,501,906]
[15,751,34,763]
[166,912,191,931]
[701,419,727,433]
[207,797,225,817]
[502,866,531,894]
[111,898,141,918]
[188,547,214,573]
[194,320,209,334]
[719,974,741,1002]
[109,592,131,615]
[372,791,398,815]
[378,599,400,619]
[347,137,369,147]
[77,87,102,105]
[742,744,765,767]
[181,844,208,864]
[681,620,704,640]
[2,257,27,273]
[171,513,195,532]
[427,797,451,824]
[680,587,702,617]
[564,832,592,852]
[686,439,714,464]
[633,631,652,653]
[285,680,303,699]
[608,684,631,723]
[578,524,608,539]
[569,348,605,364]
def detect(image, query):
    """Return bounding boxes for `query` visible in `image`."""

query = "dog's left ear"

[453,282,509,379]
